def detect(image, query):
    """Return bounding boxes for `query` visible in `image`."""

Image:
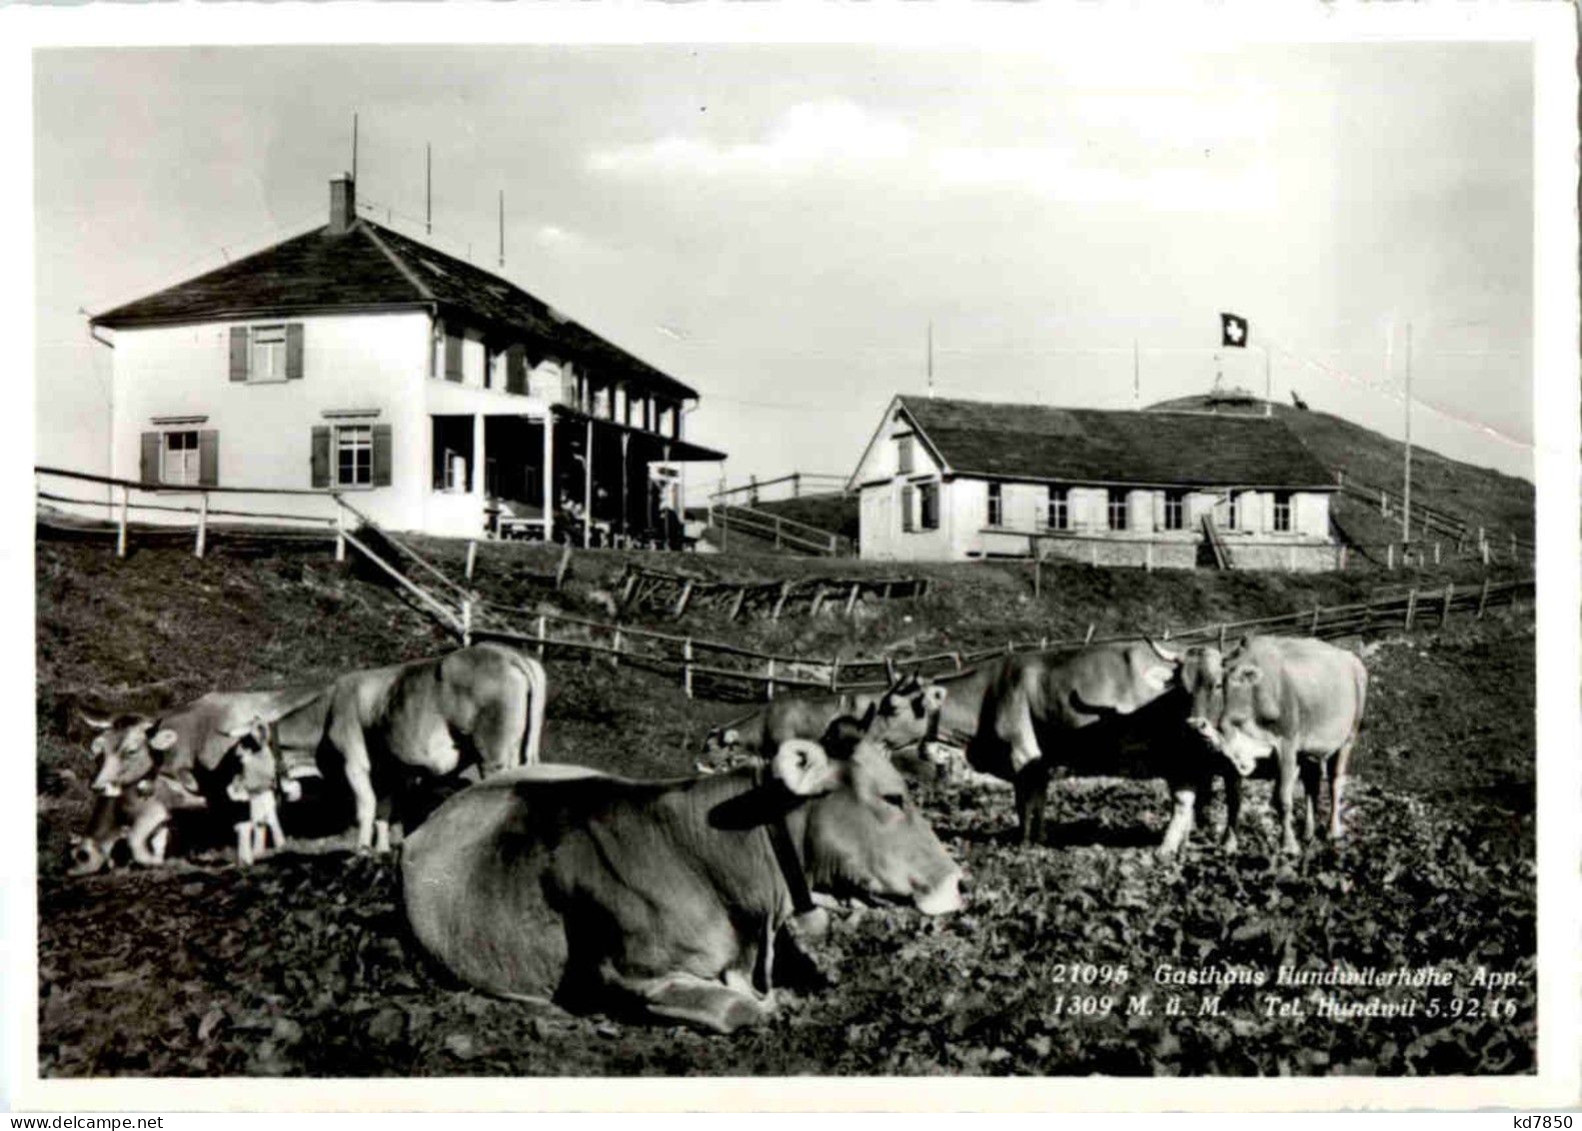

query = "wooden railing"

[708,471,851,505]
[707,501,852,557]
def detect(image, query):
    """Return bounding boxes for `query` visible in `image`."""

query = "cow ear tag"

[149,728,180,751]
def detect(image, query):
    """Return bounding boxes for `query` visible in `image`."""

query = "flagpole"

[1264,345,1271,417]
[1402,321,1413,542]
[927,320,934,399]
[1133,339,1140,407]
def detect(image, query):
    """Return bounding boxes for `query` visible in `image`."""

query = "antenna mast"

[351,113,358,183]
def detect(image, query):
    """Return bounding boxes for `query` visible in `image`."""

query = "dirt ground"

[35,539,1535,1076]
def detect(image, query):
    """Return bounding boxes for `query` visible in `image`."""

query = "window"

[919,482,940,531]
[1273,492,1292,533]
[987,482,1003,528]
[230,323,302,383]
[901,485,917,533]
[1225,491,1240,531]
[161,431,200,486]
[336,425,373,487]
[1164,490,1185,531]
[1046,486,1069,531]
[897,434,915,475]
[1107,488,1129,531]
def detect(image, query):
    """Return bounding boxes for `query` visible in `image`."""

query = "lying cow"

[71,715,285,873]
[965,639,1233,856]
[1186,635,1367,855]
[700,674,948,764]
[402,737,965,1034]
[281,642,547,853]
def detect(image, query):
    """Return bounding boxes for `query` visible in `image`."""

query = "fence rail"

[707,471,851,505]
[615,564,929,621]
[707,501,852,557]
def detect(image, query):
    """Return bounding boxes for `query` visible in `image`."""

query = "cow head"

[773,737,965,917]
[861,675,949,752]
[700,724,742,758]
[1179,645,1227,750]
[1214,662,1278,777]
[219,717,279,802]
[82,712,181,796]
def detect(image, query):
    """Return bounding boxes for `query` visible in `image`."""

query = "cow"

[401,737,965,1034]
[963,639,1234,856]
[700,674,948,765]
[70,715,285,873]
[284,642,548,853]
[1186,635,1367,855]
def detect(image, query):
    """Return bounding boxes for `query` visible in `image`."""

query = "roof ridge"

[357,221,436,304]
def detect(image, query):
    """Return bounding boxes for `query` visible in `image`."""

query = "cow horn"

[1145,639,1182,663]
[79,712,114,731]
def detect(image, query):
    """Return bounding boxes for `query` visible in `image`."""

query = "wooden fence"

[615,564,930,621]
[36,465,1535,705]
[706,501,853,557]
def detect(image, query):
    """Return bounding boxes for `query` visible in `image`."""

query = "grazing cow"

[1186,635,1367,855]
[964,639,1233,856]
[70,715,284,873]
[402,738,965,1034]
[701,674,948,762]
[285,643,548,853]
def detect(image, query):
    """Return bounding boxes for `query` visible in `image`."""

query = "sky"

[33,39,1538,500]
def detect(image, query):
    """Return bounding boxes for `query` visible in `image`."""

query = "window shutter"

[198,430,219,487]
[922,483,939,530]
[507,345,527,395]
[140,431,160,484]
[229,327,248,382]
[311,426,331,488]
[901,485,916,532]
[444,332,464,382]
[372,424,393,487]
[285,323,305,380]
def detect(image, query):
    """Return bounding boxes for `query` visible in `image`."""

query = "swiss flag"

[1220,312,1249,348]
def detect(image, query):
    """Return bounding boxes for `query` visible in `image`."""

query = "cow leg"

[1273,742,1302,856]
[234,820,257,866]
[1324,741,1352,840]
[1013,758,1053,845]
[1220,772,1242,854]
[127,803,171,867]
[1299,760,1323,843]
[604,968,773,1034]
[1158,782,1197,860]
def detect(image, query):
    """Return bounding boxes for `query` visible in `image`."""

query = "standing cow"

[1186,635,1367,855]
[700,674,948,763]
[964,639,1234,856]
[284,642,548,853]
[402,737,964,1033]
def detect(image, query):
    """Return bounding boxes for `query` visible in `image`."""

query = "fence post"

[884,656,898,683]
[766,657,776,701]
[555,545,574,590]
[1434,541,1441,566]
[673,579,695,619]
[461,597,473,647]
[829,658,840,692]
[195,491,209,559]
[1510,532,1518,560]
[1084,623,1096,645]
[1387,543,1395,571]
[793,472,801,498]
[334,500,347,563]
[465,540,477,582]
[1441,583,1453,628]
[1033,557,1042,598]
[844,582,861,618]
[772,581,792,621]
[116,484,130,559]
[1404,588,1417,631]
[683,638,694,699]
[810,584,826,618]
[1379,488,1388,516]
[1338,544,1348,571]
[536,614,547,658]
[1217,623,1227,651]
[1311,604,1321,634]
[1476,577,1490,619]
[774,516,782,549]
[1039,635,1049,650]
[829,533,839,556]
[1481,541,1490,567]
[611,626,622,668]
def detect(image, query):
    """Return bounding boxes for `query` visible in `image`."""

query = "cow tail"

[502,651,547,766]
[1351,658,1369,742]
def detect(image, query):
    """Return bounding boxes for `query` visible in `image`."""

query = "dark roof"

[898,396,1336,489]
[92,220,698,401]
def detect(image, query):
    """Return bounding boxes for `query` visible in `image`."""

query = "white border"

[4,1,1577,1113]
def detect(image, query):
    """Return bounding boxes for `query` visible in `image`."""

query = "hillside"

[1149,395,1534,547]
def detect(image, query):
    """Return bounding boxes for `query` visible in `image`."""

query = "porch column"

[583,417,594,549]
[620,431,631,539]
[542,411,555,543]
[472,413,485,498]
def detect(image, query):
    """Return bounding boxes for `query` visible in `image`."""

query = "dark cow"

[281,643,548,853]
[1187,635,1367,855]
[701,674,948,762]
[964,639,1234,856]
[402,737,965,1033]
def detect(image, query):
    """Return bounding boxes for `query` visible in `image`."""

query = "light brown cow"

[402,738,964,1033]
[1187,635,1367,855]
[701,674,948,763]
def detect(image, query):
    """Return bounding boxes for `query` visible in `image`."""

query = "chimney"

[329,174,356,234]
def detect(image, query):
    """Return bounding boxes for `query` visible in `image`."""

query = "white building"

[89,176,725,542]
[848,395,1341,570]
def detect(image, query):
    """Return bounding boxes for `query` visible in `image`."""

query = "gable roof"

[91,220,698,401]
[895,395,1336,489]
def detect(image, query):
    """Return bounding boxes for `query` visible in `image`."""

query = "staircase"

[703,503,853,557]
[1201,514,1232,570]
